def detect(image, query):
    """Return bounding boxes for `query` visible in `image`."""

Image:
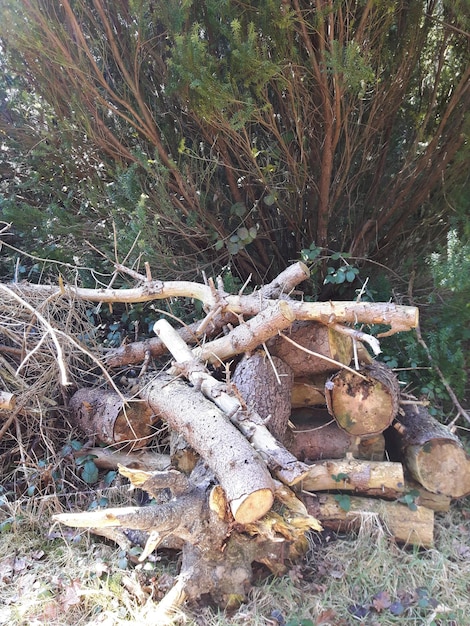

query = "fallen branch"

[151,318,311,486]
[15,277,419,335]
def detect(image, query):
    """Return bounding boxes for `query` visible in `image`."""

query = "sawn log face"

[140,374,274,523]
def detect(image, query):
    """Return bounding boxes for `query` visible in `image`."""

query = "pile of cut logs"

[35,261,469,616]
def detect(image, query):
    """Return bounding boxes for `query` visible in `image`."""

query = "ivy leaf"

[81,460,99,485]
[334,494,351,512]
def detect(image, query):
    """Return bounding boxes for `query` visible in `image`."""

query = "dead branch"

[151,319,311,486]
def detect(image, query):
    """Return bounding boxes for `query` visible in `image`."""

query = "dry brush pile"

[0,260,469,623]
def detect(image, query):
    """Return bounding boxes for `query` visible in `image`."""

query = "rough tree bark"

[140,374,274,524]
[232,351,294,440]
[149,319,311,486]
[391,403,470,498]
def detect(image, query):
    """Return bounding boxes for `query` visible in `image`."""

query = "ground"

[0,495,469,626]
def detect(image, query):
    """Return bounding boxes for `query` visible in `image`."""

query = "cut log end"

[230,488,274,524]
[407,440,470,498]
[325,362,399,436]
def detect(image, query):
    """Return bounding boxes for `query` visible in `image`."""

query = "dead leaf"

[60,579,82,610]
[452,540,470,560]
[0,556,15,584]
[316,608,342,624]
[372,590,392,612]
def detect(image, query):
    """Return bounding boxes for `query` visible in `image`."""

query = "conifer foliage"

[0,1,469,282]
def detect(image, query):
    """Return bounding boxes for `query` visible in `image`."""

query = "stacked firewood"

[38,261,469,617]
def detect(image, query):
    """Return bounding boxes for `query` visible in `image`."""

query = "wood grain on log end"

[325,362,399,436]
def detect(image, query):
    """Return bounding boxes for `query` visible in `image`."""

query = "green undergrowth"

[0,497,469,626]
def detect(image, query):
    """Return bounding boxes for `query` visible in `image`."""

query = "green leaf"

[263,194,276,206]
[82,460,99,484]
[237,226,249,240]
[0,518,14,533]
[230,202,246,217]
[104,471,117,486]
[334,494,351,512]
[346,269,358,282]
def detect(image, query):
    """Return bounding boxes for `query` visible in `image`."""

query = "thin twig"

[262,342,282,385]
[0,285,69,386]
[414,325,469,425]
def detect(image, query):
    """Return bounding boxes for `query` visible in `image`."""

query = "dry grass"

[0,496,468,626]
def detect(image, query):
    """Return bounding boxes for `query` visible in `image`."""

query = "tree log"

[286,408,385,461]
[390,403,470,498]
[325,361,400,436]
[266,321,353,376]
[303,493,434,547]
[232,351,294,440]
[151,319,311,486]
[299,458,405,499]
[140,374,274,523]
[18,280,419,336]
[68,389,157,450]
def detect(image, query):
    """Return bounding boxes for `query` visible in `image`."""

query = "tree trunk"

[232,351,294,440]
[68,388,156,450]
[325,362,400,436]
[391,403,470,498]
[140,374,274,524]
